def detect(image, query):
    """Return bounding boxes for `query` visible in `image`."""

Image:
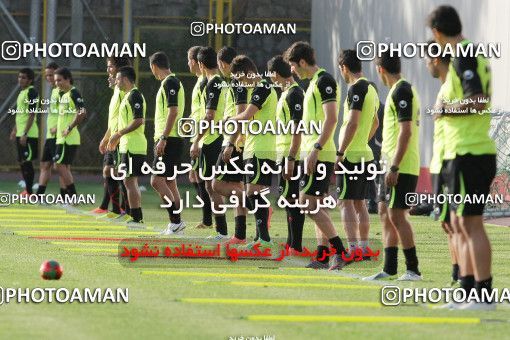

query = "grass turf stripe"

[0,208,69,214]
[2,224,127,229]
[0,213,87,219]
[142,270,353,281]
[16,230,157,236]
[51,241,119,246]
[192,281,379,290]
[179,298,380,308]
[244,314,480,324]
[64,248,118,253]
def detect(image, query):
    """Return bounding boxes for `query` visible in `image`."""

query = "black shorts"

[379,173,418,209]
[244,156,275,187]
[336,160,371,200]
[54,143,78,165]
[198,136,223,179]
[119,152,146,177]
[103,149,118,167]
[444,154,496,216]
[278,159,301,200]
[153,137,183,178]
[16,137,38,162]
[299,161,334,197]
[215,146,244,183]
[41,138,56,163]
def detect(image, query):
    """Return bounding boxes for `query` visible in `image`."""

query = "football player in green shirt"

[424,40,459,287]
[284,41,348,270]
[189,47,229,240]
[224,55,277,246]
[267,55,305,252]
[212,46,250,244]
[10,68,39,195]
[36,62,63,196]
[336,49,379,259]
[186,46,213,229]
[108,66,147,227]
[149,51,186,235]
[363,52,422,282]
[54,67,87,201]
[94,57,131,218]
[428,5,496,310]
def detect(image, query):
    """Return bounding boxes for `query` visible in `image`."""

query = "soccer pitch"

[1,180,509,339]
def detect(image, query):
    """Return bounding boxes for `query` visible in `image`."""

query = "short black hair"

[19,68,35,81]
[375,51,401,74]
[231,55,258,76]
[267,55,291,78]
[188,46,202,61]
[55,67,73,81]
[197,47,217,69]
[425,39,451,65]
[338,49,361,73]
[149,51,170,69]
[427,5,462,37]
[118,66,136,83]
[107,57,131,68]
[284,41,315,65]
[45,62,59,70]
[217,46,237,64]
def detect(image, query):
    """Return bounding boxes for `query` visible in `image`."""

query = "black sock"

[36,185,46,195]
[460,275,475,294]
[403,247,420,275]
[317,245,329,264]
[383,247,398,275]
[234,215,246,240]
[249,194,270,242]
[452,264,460,282]
[198,181,212,226]
[120,181,129,214]
[214,214,228,235]
[289,207,304,251]
[475,277,493,303]
[20,162,34,194]
[59,188,66,198]
[285,207,293,247]
[328,236,346,257]
[167,203,181,224]
[99,178,110,210]
[130,207,143,222]
[66,183,77,196]
[192,182,200,199]
[107,177,121,214]
[245,195,258,241]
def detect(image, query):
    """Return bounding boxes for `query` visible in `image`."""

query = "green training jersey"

[46,87,60,139]
[241,79,278,161]
[381,78,420,176]
[276,82,304,161]
[15,85,39,138]
[200,74,226,146]
[108,86,124,135]
[118,87,147,155]
[57,87,84,145]
[339,77,379,163]
[154,73,185,140]
[430,83,448,174]
[301,68,340,163]
[442,39,496,160]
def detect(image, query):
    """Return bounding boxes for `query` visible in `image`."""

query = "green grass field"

[1,179,510,339]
